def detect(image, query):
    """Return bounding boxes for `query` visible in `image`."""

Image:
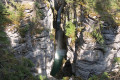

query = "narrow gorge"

[0,0,120,80]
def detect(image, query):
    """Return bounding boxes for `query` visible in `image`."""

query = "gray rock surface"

[65,16,120,79]
[5,0,55,79]
[73,20,120,79]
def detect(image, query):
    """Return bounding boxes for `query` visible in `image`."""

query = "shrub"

[91,27,104,44]
[100,72,110,80]
[0,2,10,25]
[17,5,25,20]
[88,75,99,80]
[0,52,37,80]
[35,1,45,20]
[19,24,29,37]
[65,21,76,42]
[76,27,84,32]
[39,75,48,80]
[43,0,50,8]
[114,57,120,63]
[0,24,36,80]
[0,1,38,80]
[31,26,44,35]
[8,2,25,25]
[50,29,55,41]
[65,0,74,4]
[84,0,120,26]
[88,72,109,80]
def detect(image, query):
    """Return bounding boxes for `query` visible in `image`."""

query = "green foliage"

[0,30,6,37]
[91,27,104,44]
[114,57,120,63]
[19,24,29,37]
[35,1,45,20]
[31,26,45,35]
[100,72,110,80]
[36,9,45,20]
[34,1,39,8]
[39,75,48,80]
[84,0,120,26]
[50,29,55,41]
[0,30,35,79]
[0,35,10,44]
[89,72,109,80]
[0,1,38,80]
[0,26,10,45]
[0,53,37,80]
[0,2,10,25]
[76,27,84,32]
[84,0,120,11]
[88,75,99,80]
[0,22,36,80]
[62,77,70,80]
[17,5,25,20]
[8,1,25,25]
[65,21,76,42]
[65,0,74,4]
[50,34,54,40]
[22,58,35,67]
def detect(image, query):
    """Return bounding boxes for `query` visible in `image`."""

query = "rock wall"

[5,0,55,79]
[63,2,120,80]
[75,19,120,79]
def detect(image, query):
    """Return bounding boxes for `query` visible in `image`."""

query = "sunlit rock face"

[43,8,53,30]
[67,18,120,79]
[63,3,120,79]
[6,27,21,48]
[5,0,55,79]
[31,31,54,77]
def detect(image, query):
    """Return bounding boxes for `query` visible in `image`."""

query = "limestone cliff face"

[62,1,120,79]
[74,19,120,79]
[5,0,55,79]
